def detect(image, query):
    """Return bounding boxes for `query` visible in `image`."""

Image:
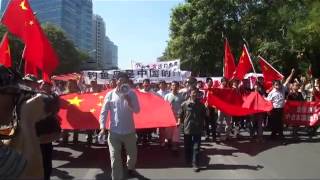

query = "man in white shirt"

[99,73,140,180]
[267,69,294,140]
[164,81,184,151]
[156,80,170,145]
[157,80,169,98]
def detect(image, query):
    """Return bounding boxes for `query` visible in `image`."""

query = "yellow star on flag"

[90,108,96,113]
[29,20,34,25]
[67,96,83,107]
[20,0,28,10]
[99,95,104,99]
[97,102,103,107]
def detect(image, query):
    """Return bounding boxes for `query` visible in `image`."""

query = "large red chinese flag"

[258,56,283,90]
[224,38,236,79]
[0,32,12,67]
[59,91,109,130]
[1,0,34,42]
[1,0,59,81]
[207,88,272,116]
[234,45,254,80]
[23,16,59,81]
[58,90,176,130]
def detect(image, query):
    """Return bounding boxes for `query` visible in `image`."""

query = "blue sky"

[93,0,183,69]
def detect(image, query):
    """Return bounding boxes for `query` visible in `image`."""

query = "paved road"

[52,131,320,179]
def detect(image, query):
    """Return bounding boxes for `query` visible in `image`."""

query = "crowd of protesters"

[4,67,319,179]
[49,70,320,146]
[49,69,320,172]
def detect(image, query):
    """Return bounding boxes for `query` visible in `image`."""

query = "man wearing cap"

[99,73,141,180]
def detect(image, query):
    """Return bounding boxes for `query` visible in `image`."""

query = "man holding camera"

[99,73,140,180]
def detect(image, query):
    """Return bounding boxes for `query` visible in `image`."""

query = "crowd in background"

[4,69,319,179]
[46,69,320,147]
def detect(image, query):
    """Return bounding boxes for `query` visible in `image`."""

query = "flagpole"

[244,44,256,74]
[222,38,225,77]
[18,46,26,74]
[242,37,255,73]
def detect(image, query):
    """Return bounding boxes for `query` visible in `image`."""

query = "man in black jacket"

[179,87,206,172]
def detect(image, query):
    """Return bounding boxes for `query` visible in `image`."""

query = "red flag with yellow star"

[0,32,12,68]
[22,16,59,81]
[233,44,254,80]
[1,0,59,81]
[58,90,177,130]
[59,91,108,129]
[1,0,34,42]
[258,56,284,90]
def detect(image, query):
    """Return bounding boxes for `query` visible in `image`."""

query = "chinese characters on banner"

[133,59,180,71]
[82,69,192,85]
[283,101,320,127]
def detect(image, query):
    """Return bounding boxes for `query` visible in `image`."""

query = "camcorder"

[0,65,59,116]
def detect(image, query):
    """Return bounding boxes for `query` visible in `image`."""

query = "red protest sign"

[284,101,320,127]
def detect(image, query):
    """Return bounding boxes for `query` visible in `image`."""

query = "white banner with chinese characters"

[82,69,191,84]
[132,59,180,71]
[283,101,320,127]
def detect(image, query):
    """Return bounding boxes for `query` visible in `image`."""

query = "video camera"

[0,65,59,115]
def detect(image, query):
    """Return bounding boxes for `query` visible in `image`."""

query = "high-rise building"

[104,36,118,69]
[92,14,105,68]
[1,0,93,52]
[92,16,118,70]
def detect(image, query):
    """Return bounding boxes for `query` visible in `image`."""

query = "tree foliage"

[163,0,320,77]
[0,23,88,75]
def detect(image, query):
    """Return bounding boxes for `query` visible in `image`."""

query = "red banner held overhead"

[284,101,320,127]
[58,90,177,130]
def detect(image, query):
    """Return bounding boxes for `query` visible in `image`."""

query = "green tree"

[164,0,320,77]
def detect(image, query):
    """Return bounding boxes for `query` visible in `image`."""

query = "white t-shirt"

[157,89,169,98]
[267,87,286,108]
[164,92,184,117]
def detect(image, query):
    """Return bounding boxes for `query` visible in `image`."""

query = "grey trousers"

[107,132,138,180]
[217,110,232,137]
